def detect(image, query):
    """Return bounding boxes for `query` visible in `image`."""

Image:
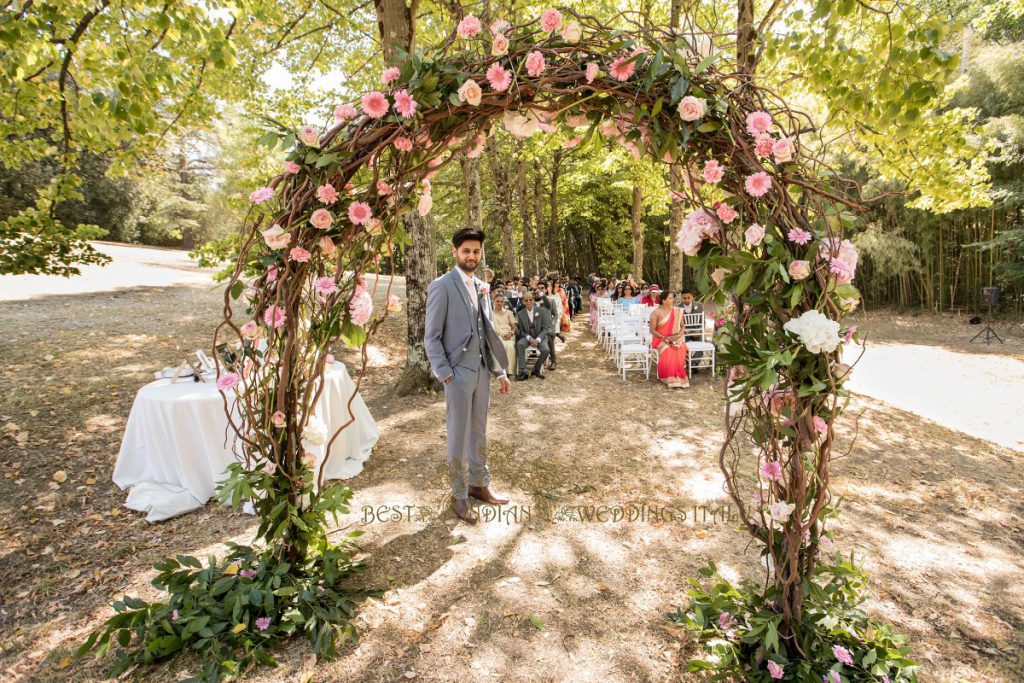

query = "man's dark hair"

[681,289,694,296]
[452,227,485,248]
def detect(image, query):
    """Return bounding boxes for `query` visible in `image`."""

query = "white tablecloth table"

[113,362,378,522]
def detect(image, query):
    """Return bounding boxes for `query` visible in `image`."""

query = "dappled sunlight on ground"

[1,256,1022,680]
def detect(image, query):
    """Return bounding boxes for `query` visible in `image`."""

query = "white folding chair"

[683,312,705,342]
[687,340,716,376]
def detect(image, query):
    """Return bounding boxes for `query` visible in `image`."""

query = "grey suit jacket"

[515,305,552,340]
[424,268,509,382]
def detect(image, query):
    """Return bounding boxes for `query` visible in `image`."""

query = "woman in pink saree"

[649,290,689,388]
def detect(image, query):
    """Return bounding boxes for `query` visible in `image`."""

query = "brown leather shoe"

[468,485,509,505]
[450,496,478,524]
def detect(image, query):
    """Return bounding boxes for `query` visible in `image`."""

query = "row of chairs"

[595,300,716,380]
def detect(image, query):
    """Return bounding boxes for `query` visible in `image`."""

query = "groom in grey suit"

[424,228,512,525]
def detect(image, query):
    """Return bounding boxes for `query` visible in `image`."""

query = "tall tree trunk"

[533,159,546,273]
[736,0,756,78]
[517,159,534,276]
[486,136,517,277]
[667,0,685,292]
[631,184,644,281]
[548,150,562,274]
[374,0,434,394]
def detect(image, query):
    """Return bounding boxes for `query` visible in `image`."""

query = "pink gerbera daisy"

[608,55,636,82]
[788,227,812,245]
[486,63,512,92]
[393,89,417,118]
[314,277,338,296]
[263,305,286,329]
[361,91,389,119]
[348,201,373,225]
[745,171,772,198]
[746,110,773,136]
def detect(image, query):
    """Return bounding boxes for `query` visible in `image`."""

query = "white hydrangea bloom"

[783,309,841,354]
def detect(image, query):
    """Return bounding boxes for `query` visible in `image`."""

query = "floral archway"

[82,8,913,682]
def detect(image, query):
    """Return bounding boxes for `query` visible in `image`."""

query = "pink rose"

[348,201,372,225]
[334,104,357,120]
[239,320,261,340]
[457,79,482,106]
[457,14,481,38]
[282,161,300,174]
[788,259,811,280]
[217,372,241,392]
[744,171,772,198]
[316,183,339,205]
[361,91,389,119]
[393,135,413,152]
[677,96,706,122]
[289,247,311,262]
[297,125,320,148]
[561,21,582,43]
[585,62,599,83]
[744,223,765,246]
[262,225,291,250]
[526,50,545,77]
[309,208,333,230]
[272,411,286,428]
[393,89,418,118]
[772,136,795,163]
[540,8,562,32]
[381,66,401,85]
[319,235,337,259]
[746,110,773,136]
[486,63,512,92]
[491,32,509,56]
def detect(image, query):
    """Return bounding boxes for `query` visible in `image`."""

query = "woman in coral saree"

[649,291,689,388]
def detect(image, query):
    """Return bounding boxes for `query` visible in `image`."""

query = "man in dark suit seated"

[514,293,551,380]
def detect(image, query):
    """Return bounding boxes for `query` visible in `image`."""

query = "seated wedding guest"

[640,285,657,306]
[649,290,690,389]
[678,289,703,316]
[515,293,551,380]
[649,285,662,305]
[589,283,605,332]
[490,291,518,377]
[536,282,561,369]
[611,281,626,301]
[506,279,522,311]
[617,284,640,308]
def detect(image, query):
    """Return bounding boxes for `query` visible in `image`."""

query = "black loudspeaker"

[981,286,1000,307]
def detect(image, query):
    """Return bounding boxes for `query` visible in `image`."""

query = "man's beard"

[456,256,477,273]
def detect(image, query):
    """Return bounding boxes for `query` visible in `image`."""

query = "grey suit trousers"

[443,356,491,499]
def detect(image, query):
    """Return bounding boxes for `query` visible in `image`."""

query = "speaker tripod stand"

[970,303,1004,345]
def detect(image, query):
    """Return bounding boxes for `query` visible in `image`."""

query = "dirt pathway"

[0,260,1022,681]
